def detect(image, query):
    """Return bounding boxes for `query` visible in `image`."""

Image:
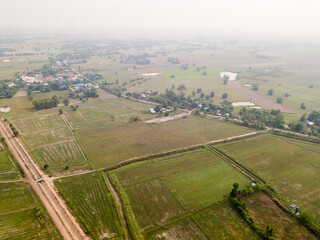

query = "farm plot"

[0,182,62,240]
[63,111,87,124]
[0,96,35,120]
[32,90,69,101]
[22,127,73,148]
[77,115,253,169]
[194,201,258,240]
[145,218,208,240]
[125,178,186,231]
[72,98,152,124]
[0,143,20,181]
[0,182,34,214]
[0,209,59,240]
[55,171,124,240]
[218,134,320,223]
[13,114,65,134]
[31,140,89,171]
[244,192,317,240]
[110,148,251,235]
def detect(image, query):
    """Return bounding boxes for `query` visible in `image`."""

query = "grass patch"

[0,182,34,214]
[0,208,61,240]
[194,200,258,240]
[125,178,186,231]
[0,142,21,180]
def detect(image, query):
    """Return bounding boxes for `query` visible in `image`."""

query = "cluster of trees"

[307,111,320,126]
[239,108,285,129]
[229,183,276,240]
[0,82,21,99]
[70,105,79,111]
[100,85,124,97]
[129,116,140,122]
[128,84,218,111]
[36,64,56,77]
[0,48,15,56]
[149,89,186,107]
[197,100,233,116]
[289,111,320,136]
[148,88,209,109]
[32,96,59,110]
[27,81,68,98]
[68,87,99,99]
[9,122,19,137]
[127,54,150,65]
[82,87,98,98]
[84,73,103,81]
[288,121,305,133]
[56,51,91,61]
[168,57,179,64]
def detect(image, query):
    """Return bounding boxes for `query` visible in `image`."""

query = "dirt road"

[0,117,88,240]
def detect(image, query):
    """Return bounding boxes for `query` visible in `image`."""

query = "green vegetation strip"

[108,172,144,240]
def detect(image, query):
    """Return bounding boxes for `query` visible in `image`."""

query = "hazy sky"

[1,0,320,37]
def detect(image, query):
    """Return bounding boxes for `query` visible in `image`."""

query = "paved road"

[0,117,88,240]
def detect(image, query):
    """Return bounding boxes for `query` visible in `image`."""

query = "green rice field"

[55,171,125,240]
[218,134,320,223]
[109,148,252,236]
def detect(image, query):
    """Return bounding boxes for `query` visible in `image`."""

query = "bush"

[12,130,19,137]
[222,93,228,99]
[130,116,139,122]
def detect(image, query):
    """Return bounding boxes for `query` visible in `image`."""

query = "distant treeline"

[69,87,99,99]
[32,96,59,110]
[0,48,15,56]
[168,57,180,64]
[127,54,150,65]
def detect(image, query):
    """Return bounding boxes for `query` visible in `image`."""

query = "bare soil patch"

[228,81,296,114]
[13,90,27,98]
[145,113,189,124]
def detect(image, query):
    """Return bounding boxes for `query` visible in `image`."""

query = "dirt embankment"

[228,81,296,114]
[145,112,189,124]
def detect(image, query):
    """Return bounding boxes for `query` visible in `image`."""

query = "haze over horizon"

[1,0,320,39]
